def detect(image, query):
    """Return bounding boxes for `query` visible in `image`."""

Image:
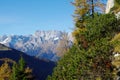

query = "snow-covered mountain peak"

[34,30,63,40]
[0,30,72,61]
[0,37,9,44]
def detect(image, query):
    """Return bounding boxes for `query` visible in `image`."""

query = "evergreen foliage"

[10,63,19,80]
[0,57,34,80]
[72,0,105,44]
[10,57,34,80]
[19,56,25,71]
[48,13,120,80]
[110,0,120,13]
[47,0,120,79]
[115,0,120,4]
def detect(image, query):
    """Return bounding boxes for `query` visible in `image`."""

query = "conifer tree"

[47,0,120,80]
[72,0,106,44]
[19,56,25,71]
[10,57,34,80]
[10,63,19,80]
[0,62,11,80]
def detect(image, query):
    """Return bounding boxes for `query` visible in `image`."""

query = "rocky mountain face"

[0,31,72,61]
[106,0,120,18]
[105,0,114,13]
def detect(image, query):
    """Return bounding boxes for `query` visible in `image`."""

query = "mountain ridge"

[0,30,72,61]
[0,43,56,80]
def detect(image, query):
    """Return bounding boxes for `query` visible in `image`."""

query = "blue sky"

[0,0,74,35]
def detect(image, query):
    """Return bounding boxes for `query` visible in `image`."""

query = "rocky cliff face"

[105,0,114,13]
[0,31,72,61]
[106,0,120,18]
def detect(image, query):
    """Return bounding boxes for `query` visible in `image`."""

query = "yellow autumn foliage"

[111,33,120,52]
[0,62,11,80]
[72,28,87,44]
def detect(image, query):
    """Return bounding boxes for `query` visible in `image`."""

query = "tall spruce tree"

[18,56,25,71]
[10,63,19,80]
